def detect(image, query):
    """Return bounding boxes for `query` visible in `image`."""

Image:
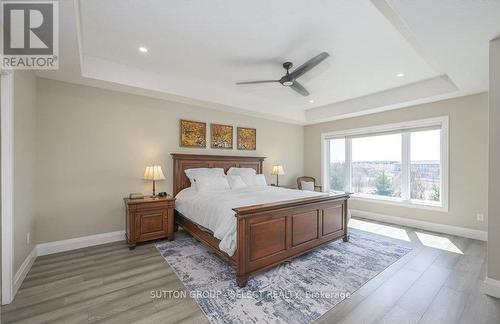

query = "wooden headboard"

[171,153,266,196]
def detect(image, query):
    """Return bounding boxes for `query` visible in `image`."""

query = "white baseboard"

[37,230,126,256]
[351,209,488,241]
[13,247,37,296]
[484,277,500,299]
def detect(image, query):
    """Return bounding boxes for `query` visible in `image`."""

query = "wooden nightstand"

[124,196,176,249]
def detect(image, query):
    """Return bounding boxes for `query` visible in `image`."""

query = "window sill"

[349,193,448,212]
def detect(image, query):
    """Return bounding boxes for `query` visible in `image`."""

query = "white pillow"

[241,174,267,187]
[184,168,224,188]
[301,181,315,191]
[196,176,230,192]
[226,175,247,189]
[227,167,257,176]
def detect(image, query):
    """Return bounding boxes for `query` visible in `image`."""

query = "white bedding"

[175,186,325,256]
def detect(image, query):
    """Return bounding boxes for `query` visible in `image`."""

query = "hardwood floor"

[2,218,499,324]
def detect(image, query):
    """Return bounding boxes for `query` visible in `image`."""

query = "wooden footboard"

[233,193,350,287]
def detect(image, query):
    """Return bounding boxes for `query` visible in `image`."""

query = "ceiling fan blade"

[235,80,279,85]
[290,81,310,96]
[289,52,329,79]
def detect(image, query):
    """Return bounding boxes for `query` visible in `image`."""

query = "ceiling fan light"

[283,81,293,86]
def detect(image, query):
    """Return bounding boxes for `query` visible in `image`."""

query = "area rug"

[155,228,411,324]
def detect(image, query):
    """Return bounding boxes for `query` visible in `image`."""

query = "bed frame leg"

[236,275,248,288]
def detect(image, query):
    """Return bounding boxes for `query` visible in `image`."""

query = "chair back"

[297,176,316,190]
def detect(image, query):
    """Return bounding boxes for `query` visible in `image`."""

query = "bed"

[172,153,350,287]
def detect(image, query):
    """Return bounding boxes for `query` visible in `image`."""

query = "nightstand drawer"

[128,200,174,211]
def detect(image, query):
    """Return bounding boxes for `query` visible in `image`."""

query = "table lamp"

[143,165,166,197]
[271,165,285,187]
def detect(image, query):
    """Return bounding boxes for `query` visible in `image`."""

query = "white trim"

[440,116,450,211]
[36,231,126,256]
[401,133,410,200]
[321,116,448,139]
[13,247,37,296]
[484,277,500,299]
[1,72,14,305]
[351,209,487,241]
[74,0,85,71]
[321,116,449,212]
[351,194,446,212]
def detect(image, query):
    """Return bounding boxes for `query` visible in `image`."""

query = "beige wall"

[488,37,500,280]
[304,93,489,231]
[35,78,304,243]
[26,77,492,243]
[13,71,37,272]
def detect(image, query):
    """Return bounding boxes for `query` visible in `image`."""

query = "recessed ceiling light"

[309,99,314,103]
[397,73,405,77]
[139,47,148,53]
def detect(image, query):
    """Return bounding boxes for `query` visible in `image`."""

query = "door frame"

[1,71,14,304]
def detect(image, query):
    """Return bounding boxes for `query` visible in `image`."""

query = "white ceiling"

[36,0,500,124]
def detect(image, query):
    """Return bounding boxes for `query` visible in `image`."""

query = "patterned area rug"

[156,229,411,324]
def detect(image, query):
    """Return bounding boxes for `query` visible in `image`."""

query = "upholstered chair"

[296,176,322,191]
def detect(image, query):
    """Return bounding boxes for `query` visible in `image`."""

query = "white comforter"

[175,186,325,256]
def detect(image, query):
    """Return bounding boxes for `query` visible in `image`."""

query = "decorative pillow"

[241,174,267,187]
[301,181,315,191]
[196,176,230,192]
[226,175,247,189]
[184,168,224,188]
[226,167,257,177]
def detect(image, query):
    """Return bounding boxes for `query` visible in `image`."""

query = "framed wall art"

[180,120,206,148]
[237,127,256,150]
[211,123,233,149]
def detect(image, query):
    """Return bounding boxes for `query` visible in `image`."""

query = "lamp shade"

[143,165,166,181]
[271,165,285,176]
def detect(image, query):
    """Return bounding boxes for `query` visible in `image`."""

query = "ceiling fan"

[235,52,329,97]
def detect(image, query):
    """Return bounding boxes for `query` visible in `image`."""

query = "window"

[352,134,401,198]
[329,138,345,191]
[411,130,441,203]
[322,117,448,210]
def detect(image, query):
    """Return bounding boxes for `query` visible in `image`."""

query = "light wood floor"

[2,218,499,324]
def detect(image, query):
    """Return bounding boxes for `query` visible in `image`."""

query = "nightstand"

[124,196,175,249]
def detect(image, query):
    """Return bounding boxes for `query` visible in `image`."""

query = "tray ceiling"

[36,0,500,124]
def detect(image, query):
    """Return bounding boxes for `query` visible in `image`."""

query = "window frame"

[321,116,449,212]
